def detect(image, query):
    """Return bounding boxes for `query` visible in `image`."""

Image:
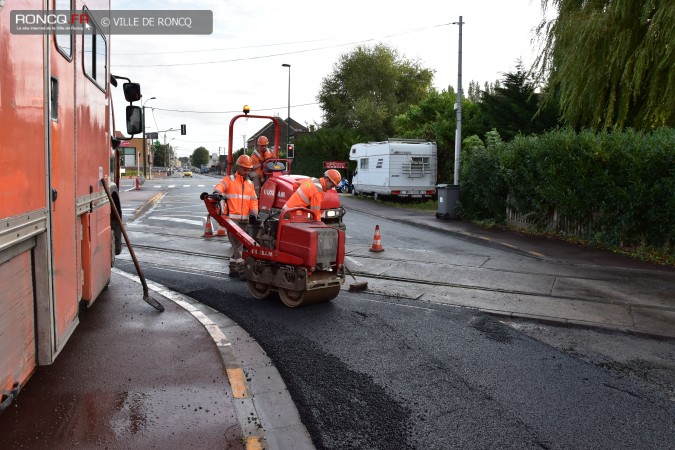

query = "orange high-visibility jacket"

[214,173,259,220]
[250,148,273,178]
[282,177,326,221]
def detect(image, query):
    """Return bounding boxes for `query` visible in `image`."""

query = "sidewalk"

[339,195,675,338]
[0,269,314,450]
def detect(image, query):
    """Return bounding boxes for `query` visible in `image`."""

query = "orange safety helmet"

[257,136,269,146]
[236,154,253,169]
[324,169,342,187]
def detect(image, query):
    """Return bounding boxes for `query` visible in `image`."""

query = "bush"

[459,133,507,221]
[459,127,675,249]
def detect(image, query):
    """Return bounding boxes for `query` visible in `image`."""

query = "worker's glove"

[212,191,225,201]
[249,213,260,224]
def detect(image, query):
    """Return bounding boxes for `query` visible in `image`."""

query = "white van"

[349,139,437,199]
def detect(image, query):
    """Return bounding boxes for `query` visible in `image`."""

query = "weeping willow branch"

[533,0,675,130]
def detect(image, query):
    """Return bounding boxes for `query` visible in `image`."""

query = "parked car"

[183,170,193,177]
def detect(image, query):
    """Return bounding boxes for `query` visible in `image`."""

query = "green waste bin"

[436,184,460,219]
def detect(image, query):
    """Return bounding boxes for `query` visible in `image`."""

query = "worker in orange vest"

[250,135,273,198]
[281,169,341,221]
[213,154,259,278]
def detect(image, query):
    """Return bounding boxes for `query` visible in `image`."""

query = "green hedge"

[460,128,675,248]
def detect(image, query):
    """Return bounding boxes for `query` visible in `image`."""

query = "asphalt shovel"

[101,178,164,312]
[345,265,368,292]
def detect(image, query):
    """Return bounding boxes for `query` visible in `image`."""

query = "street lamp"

[142,96,156,178]
[281,63,291,154]
[167,137,176,172]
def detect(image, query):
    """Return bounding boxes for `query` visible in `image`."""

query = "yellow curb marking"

[245,437,263,450]
[529,251,545,257]
[227,368,249,398]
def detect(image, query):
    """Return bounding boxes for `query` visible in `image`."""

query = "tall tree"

[480,62,558,141]
[534,0,675,129]
[318,44,434,140]
[191,146,210,167]
[467,80,482,103]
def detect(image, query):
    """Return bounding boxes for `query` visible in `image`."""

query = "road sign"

[324,160,347,169]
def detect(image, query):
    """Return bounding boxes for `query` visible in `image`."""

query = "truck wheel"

[112,216,122,255]
[110,225,116,267]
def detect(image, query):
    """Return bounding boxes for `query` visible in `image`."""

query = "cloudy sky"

[109,0,550,158]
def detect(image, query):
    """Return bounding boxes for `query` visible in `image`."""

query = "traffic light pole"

[141,97,156,178]
[142,107,147,178]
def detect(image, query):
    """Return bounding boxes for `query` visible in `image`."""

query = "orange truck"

[0,1,142,410]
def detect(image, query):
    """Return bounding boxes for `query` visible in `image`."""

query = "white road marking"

[154,185,161,188]
[168,185,176,188]
[148,216,203,226]
[183,184,191,187]
[345,256,363,266]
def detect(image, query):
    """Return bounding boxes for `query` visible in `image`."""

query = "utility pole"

[453,16,464,186]
[282,63,291,154]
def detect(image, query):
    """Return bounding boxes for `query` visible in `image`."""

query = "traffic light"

[181,124,186,135]
[287,144,294,159]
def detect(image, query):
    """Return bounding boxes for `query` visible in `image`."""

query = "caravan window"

[403,156,431,177]
[360,158,369,170]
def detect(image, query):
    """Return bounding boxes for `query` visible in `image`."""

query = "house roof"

[246,117,309,149]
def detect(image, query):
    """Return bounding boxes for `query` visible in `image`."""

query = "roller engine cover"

[278,223,339,270]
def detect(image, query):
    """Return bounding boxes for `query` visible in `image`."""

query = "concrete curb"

[113,268,315,450]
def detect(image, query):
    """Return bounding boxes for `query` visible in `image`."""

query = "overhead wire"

[113,37,340,56]
[112,22,453,67]
[150,102,318,114]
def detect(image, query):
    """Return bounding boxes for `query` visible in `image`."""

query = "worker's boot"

[236,261,246,281]
[228,264,240,278]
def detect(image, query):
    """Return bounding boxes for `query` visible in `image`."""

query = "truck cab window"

[82,8,107,92]
[54,0,73,59]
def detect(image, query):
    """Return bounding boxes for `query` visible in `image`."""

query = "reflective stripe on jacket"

[214,173,259,220]
[282,177,325,221]
[251,148,273,177]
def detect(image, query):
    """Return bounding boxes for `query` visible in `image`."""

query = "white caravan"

[349,139,437,199]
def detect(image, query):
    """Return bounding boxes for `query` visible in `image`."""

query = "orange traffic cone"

[216,221,228,236]
[203,215,215,238]
[369,225,384,252]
